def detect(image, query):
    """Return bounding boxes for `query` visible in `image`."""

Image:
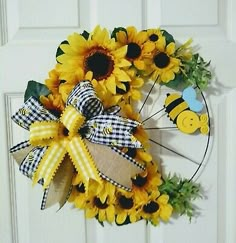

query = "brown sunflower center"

[126,148,137,158]
[143,201,159,214]
[132,175,147,187]
[76,183,85,193]
[116,82,130,94]
[94,197,108,209]
[84,48,114,81]
[154,52,170,68]
[118,196,134,209]
[63,127,69,136]
[126,42,141,60]
[149,34,159,42]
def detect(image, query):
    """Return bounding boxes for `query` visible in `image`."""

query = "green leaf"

[162,30,175,44]
[81,30,90,40]
[161,74,186,90]
[56,40,69,62]
[24,80,50,102]
[111,27,127,40]
[159,174,203,220]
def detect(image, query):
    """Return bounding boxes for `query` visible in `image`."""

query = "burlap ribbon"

[10,80,145,209]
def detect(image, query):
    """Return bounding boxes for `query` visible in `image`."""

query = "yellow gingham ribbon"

[31,105,102,190]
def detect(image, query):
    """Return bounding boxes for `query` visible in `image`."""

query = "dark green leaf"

[81,30,90,40]
[24,80,50,102]
[161,74,184,89]
[162,30,175,44]
[56,40,69,62]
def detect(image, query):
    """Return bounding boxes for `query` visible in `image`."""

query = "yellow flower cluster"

[40,25,192,113]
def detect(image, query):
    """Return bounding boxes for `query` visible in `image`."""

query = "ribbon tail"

[84,139,145,191]
[10,140,33,166]
[67,136,102,191]
[32,141,67,188]
[41,155,74,210]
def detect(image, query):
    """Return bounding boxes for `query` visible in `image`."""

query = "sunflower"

[115,190,141,224]
[68,173,87,209]
[140,190,161,225]
[85,180,116,223]
[115,26,155,70]
[91,79,123,109]
[132,162,162,204]
[39,66,65,112]
[146,28,164,44]
[117,68,144,102]
[57,26,131,95]
[146,37,181,83]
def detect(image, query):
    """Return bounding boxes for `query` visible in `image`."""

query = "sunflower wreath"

[10,26,212,226]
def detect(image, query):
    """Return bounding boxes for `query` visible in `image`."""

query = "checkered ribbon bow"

[10,80,145,209]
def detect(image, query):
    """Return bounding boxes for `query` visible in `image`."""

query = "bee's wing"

[182,87,204,112]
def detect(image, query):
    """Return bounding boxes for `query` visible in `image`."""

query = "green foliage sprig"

[159,175,203,220]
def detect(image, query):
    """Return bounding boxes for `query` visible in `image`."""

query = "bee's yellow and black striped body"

[164,93,189,123]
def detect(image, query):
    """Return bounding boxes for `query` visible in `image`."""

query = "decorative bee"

[28,152,34,163]
[71,97,78,107]
[102,125,113,136]
[40,107,49,115]
[19,108,30,116]
[164,87,209,134]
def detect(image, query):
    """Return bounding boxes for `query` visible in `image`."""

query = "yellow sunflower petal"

[160,204,173,221]
[106,205,115,223]
[116,31,127,44]
[157,194,169,205]
[85,208,97,218]
[135,31,148,44]
[134,60,145,70]
[130,89,141,100]
[116,211,127,224]
[105,75,116,94]
[166,42,176,55]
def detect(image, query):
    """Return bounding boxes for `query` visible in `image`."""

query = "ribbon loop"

[30,121,60,146]
[12,97,58,130]
[67,80,103,119]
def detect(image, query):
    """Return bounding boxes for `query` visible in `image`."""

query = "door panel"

[1,0,236,242]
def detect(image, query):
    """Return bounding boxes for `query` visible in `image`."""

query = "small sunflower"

[85,181,116,223]
[39,67,65,112]
[140,190,161,225]
[68,173,87,209]
[132,162,162,204]
[116,26,155,70]
[116,68,144,102]
[146,28,164,44]
[146,37,181,83]
[57,25,131,95]
[115,190,141,224]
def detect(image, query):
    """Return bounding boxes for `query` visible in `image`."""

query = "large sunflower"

[116,26,155,70]
[146,37,181,83]
[57,26,131,95]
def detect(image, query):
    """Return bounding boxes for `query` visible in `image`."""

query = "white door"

[1,0,236,243]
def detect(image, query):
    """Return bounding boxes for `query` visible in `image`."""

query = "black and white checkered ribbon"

[67,80,142,148]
